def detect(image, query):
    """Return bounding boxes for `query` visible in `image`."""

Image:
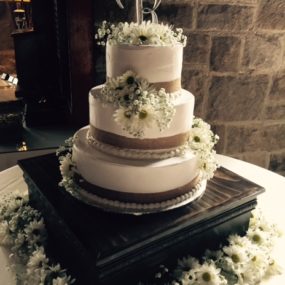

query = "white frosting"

[72,127,199,194]
[106,43,183,83]
[89,86,195,139]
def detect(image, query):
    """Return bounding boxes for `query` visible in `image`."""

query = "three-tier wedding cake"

[58,21,218,214]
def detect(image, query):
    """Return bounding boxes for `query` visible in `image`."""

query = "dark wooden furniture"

[19,153,264,285]
[11,0,94,126]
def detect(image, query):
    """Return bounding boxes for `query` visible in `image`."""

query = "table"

[0,154,285,284]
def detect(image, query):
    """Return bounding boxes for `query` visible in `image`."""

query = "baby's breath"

[96,70,175,137]
[95,21,187,46]
[0,192,75,285]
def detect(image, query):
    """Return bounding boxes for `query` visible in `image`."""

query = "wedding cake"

[58,21,219,213]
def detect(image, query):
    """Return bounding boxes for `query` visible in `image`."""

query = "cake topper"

[116,0,161,23]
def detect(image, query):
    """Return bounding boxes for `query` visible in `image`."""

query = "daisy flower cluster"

[95,20,187,46]
[188,118,219,180]
[139,209,282,285]
[0,191,75,285]
[98,70,175,137]
[57,137,75,185]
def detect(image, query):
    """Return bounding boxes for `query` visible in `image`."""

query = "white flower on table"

[27,246,49,269]
[24,218,46,244]
[0,221,13,246]
[194,262,227,285]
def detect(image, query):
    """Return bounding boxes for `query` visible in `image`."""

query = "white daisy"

[247,228,271,248]
[24,218,46,244]
[189,127,213,151]
[223,244,248,265]
[59,154,74,178]
[227,234,252,248]
[0,221,13,246]
[27,246,49,268]
[194,262,227,285]
[177,256,200,271]
[52,276,75,285]
[129,23,160,45]
[25,267,47,285]
[114,105,157,137]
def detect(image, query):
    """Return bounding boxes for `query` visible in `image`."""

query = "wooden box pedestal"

[19,154,264,285]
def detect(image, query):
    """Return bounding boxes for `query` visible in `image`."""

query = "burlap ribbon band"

[74,173,201,203]
[89,126,189,150]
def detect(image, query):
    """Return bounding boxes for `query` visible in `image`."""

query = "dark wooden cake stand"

[18,153,264,285]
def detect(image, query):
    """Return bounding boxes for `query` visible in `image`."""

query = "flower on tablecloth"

[0,191,75,285]
[0,189,282,285]
[139,209,282,285]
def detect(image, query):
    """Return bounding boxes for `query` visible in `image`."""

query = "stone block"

[182,69,208,117]
[158,3,194,28]
[242,151,269,169]
[206,75,269,121]
[269,152,285,176]
[242,34,283,70]
[184,33,211,65]
[210,36,242,72]
[197,4,254,31]
[263,123,285,151]
[256,0,285,30]
[263,103,285,120]
[269,72,285,101]
[226,125,263,153]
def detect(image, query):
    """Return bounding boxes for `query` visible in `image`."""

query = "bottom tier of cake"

[71,127,201,205]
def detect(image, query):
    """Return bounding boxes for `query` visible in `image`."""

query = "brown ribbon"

[74,173,201,203]
[151,78,181,93]
[89,126,190,150]
[107,77,181,93]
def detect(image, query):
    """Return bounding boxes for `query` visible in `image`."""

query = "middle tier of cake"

[72,127,201,203]
[89,86,195,150]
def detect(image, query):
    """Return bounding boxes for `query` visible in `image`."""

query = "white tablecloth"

[0,154,285,284]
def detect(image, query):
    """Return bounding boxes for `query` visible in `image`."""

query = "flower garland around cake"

[58,116,218,187]
[96,70,176,138]
[1,191,282,285]
[0,190,75,285]
[95,20,187,46]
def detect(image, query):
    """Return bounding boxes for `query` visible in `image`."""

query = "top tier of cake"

[106,43,183,93]
[89,22,193,153]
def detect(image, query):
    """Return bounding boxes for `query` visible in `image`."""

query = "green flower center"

[232,254,240,263]
[124,111,132,119]
[126,76,135,85]
[139,35,148,42]
[32,229,41,236]
[252,234,261,243]
[194,136,200,142]
[202,272,211,282]
[139,110,148,119]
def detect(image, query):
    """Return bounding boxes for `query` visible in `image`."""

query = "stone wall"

[157,0,285,175]
[94,0,285,175]
[93,0,285,175]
